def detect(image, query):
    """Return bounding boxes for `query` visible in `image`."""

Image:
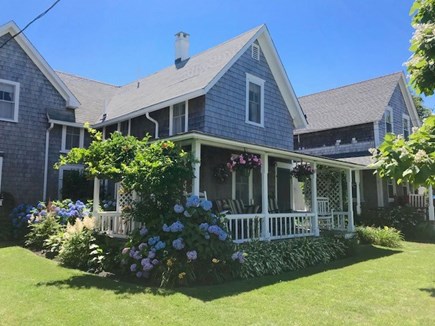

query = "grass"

[0,242,434,325]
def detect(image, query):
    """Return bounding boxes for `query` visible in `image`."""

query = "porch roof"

[166,131,366,170]
[338,155,372,169]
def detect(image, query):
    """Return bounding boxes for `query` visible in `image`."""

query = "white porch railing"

[93,211,348,240]
[96,211,142,238]
[409,194,426,208]
[225,212,316,243]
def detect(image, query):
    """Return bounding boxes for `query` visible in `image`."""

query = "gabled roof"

[85,24,306,128]
[294,72,420,135]
[0,21,80,108]
[56,72,119,124]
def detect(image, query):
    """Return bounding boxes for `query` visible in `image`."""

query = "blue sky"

[2,0,434,110]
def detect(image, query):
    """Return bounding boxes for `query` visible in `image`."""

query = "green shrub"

[356,226,403,248]
[236,237,349,279]
[356,205,425,239]
[409,222,435,243]
[58,217,104,272]
[25,215,63,250]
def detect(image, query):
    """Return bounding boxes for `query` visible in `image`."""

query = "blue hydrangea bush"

[121,196,244,287]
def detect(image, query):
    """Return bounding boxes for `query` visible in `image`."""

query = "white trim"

[245,73,265,127]
[169,100,188,136]
[373,121,380,147]
[47,119,84,128]
[169,132,364,170]
[0,21,79,108]
[43,122,54,201]
[376,175,384,207]
[61,125,84,152]
[232,170,254,205]
[0,78,20,122]
[384,106,393,134]
[203,25,307,129]
[251,44,260,61]
[398,74,421,127]
[58,164,84,199]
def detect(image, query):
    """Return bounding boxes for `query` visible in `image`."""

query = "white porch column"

[261,153,270,239]
[191,140,201,196]
[428,185,434,221]
[355,170,362,215]
[93,177,100,214]
[347,169,355,232]
[311,162,319,236]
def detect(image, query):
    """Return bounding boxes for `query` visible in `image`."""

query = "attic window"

[251,44,260,61]
[0,79,20,122]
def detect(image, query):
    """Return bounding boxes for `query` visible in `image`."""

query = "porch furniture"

[185,190,208,200]
[317,197,333,229]
[213,199,260,215]
[268,196,280,213]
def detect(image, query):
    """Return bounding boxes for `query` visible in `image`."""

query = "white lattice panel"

[317,169,343,211]
[116,183,133,211]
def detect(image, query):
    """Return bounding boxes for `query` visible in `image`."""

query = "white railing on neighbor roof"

[409,194,426,208]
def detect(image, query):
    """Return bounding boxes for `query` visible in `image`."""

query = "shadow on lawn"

[36,245,401,302]
[420,287,435,298]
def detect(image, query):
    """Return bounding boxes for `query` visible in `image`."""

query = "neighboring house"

[294,73,422,210]
[0,21,363,241]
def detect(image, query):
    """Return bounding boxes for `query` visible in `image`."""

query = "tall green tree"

[412,94,433,120]
[405,0,435,96]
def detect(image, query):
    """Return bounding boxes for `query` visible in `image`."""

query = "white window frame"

[245,73,265,127]
[117,120,131,136]
[384,107,393,134]
[402,114,410,139]
[169,101,188,136]
[251,44,260,61]
[232,171,254,205]
[387,178,396,203]
[58,164,84,199]
[0,79,20,123]
[61,125,84,153]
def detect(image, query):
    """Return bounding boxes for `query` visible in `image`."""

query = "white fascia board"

[92,89,205,128]
[257,29,307,129]
[48,118,84,128]
[398,74,421,127]
[0,21,80,109]
[168,132,365,170]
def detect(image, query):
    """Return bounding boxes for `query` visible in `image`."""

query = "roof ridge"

[120,24,265,88]
[56,70,120,88]
[299,71,403,99]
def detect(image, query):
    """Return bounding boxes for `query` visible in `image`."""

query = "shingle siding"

[378,84,416,142]
[204,43,294,150]
[0,34,67,204]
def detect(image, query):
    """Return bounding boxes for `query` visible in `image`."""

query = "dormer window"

[245,73,265,127]
[61,126,84,152]
[170,101,188,135]
[385,108,393,133]
[0,79,20,122]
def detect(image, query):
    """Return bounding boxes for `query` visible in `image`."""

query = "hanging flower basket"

[291,162,314,182]
[226,152,262,176]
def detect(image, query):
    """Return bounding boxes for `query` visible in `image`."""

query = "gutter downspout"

[145,112,159,139]
[43,122,54,201]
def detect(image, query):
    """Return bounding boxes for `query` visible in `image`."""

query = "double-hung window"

[62,126,84,152]
[385,108,393,133]
[403,115,410,139]
[232,171,253,206]
[246,73,265,127]
[387,178,396,202]
[0,79,20,122]
[170,101,188,135]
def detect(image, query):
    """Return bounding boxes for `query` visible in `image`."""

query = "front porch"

[93,133,363,241]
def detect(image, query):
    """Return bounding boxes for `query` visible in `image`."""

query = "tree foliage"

[370,116,435,186]
[405,0,435,96]
[412,94,433,120]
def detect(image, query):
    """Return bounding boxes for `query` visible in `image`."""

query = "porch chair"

[317,197,333,229]
[184,191,207,200]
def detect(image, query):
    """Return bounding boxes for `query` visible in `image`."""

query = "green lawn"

[0,242,434,326]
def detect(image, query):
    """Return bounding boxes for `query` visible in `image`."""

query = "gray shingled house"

[0,21,364,241]
[294,73,423,210]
